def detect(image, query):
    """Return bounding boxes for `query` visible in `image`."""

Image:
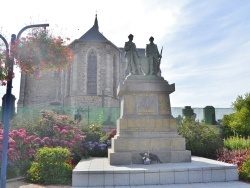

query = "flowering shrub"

[35,110,76,138]
[216,148,250,168]
[216,147,250,181]
[82,141,108,157]
[82,129,116,158]
[0,111,85,179]
[1,110,118,181]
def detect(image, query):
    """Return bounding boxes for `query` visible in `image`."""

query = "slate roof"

[78,14,110,42]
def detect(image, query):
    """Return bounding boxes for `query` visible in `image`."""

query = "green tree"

[222,93,250,138]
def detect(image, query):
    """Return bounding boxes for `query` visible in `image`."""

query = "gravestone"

[182,106,195,119]
[204,106,216,125]
[108,75,191,165]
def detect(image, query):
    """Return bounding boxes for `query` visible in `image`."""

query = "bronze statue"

[146,37,162,75]
[124,34,142,75]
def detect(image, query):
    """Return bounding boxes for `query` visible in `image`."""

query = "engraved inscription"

[137,93,157,115]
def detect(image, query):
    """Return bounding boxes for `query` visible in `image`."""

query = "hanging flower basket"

[14,29,73,73]
[0,50,14,86]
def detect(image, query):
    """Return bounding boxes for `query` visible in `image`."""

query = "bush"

[216,148,250,168]
[82,129,116,157]
[100,129,116,143]
[83,123,104,142]
[10,110,85,166]
[10,113,40,135]
[239,154,250,181]
[83,141,108,157]
[224,136,250,150]
[221,93,250,138]
[35,110,76,138]
[178,118,223,159]
[27,147,72,185]
[6,164,19,179]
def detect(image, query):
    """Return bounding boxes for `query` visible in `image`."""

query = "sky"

[0,0,250,108]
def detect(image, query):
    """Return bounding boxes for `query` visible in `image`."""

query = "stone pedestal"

[108,75,191,165]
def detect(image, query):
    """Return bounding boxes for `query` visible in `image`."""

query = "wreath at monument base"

[140,151,162,165]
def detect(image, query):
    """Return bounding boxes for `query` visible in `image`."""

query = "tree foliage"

[222,93,250,138]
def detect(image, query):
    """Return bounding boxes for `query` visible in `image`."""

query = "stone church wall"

[23,71,61,107]
[18,34,123,108]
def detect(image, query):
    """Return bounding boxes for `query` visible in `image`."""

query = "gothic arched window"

[87,50,97,94]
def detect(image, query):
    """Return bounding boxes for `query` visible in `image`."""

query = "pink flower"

[27,135,35,141]
[52,138,59,143]
[9,155,15,160]
[12,130,18,135]
[28,148,36,154]
[71,139,76,145]
[8,148,15,153]
[63,140,69,145]
[34,137,41,144]
[9,144,17,149]
[19,128,26,134]
[53,125,60,132]
[8,138,15,144]
[8,132,13,137]
[61,129,69,134]
[23,139,30,144]
[43,137,51,142]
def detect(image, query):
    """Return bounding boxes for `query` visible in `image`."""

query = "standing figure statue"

[124,34,142,75]
[146,36,162,75]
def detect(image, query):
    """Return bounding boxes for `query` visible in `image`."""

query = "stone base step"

[72,156,238,187]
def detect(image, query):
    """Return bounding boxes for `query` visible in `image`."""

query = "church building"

[17,15,144,109]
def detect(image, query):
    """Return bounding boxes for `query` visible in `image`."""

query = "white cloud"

[160,0,250,107]
[0,0,250,108]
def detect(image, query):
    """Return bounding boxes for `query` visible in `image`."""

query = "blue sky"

[0,0,249,108]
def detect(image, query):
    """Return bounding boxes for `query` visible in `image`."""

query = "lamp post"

[0,24,49,188]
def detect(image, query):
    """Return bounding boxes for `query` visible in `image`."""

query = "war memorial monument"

[72,34,238,187]
[108,34,191,165]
